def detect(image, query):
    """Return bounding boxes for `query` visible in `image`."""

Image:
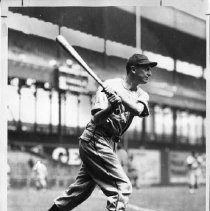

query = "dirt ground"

[8,185,205,211]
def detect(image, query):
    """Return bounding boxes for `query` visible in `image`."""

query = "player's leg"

[35,176,41,190]
[49,163,96,211]
[194,174,198,189]
[189,171,196,193]
[195,168,201,189]
[40,176,47,189]
[80,138,132,211]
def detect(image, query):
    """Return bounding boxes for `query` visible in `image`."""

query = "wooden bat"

[56,35,105,89]
[56,35,123,116]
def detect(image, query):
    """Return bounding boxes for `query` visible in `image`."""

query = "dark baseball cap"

[126,54,158,68]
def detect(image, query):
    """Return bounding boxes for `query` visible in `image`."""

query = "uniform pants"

[188,169,198,189]
[54,136,132,211]
[35,175,47,189]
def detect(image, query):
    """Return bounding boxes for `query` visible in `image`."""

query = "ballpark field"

[8,186,205,211]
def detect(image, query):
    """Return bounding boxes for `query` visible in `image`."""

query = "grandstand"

[6,6,206,188]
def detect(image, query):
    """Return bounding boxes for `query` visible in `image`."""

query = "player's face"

[134,65,152,84]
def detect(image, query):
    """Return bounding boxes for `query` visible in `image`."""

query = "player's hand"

[107,93,122,108]
[102,84,114,95]
[102,84,122,108]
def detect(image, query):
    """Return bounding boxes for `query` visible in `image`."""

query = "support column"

[63,92,67,135]
[172,107,177,146]
[150,104,156,142]
[162,106,166,142]
[186,111,190,145]
[49,91,52,134]
[34,88,37,133]
[77,94,81,136]
[58,90,62,143]
[136,6,141,50]
[201,115,205,146]
[17,86,22,131]
[141,118,146,147]
[103,7,108,68]
[161,149,170,185]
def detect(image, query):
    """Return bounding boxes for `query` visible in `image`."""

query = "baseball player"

[48,54,157,211]
[186,151,200,193]
[33,160,48,190]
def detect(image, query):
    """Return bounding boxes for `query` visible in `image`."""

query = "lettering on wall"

[52,147,81,165]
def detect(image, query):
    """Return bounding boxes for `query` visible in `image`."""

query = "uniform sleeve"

[91,86,109,115]
[137,91,150,117]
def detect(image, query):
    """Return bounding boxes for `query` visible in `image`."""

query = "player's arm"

[103,84,146,117]
[92,89,122,125]
[118,92,144,116]
[92,106,115,125]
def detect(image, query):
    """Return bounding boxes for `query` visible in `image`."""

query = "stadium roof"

[8,7,206,67]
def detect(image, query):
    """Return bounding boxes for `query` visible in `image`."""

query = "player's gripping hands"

[103,84,145,117]
[92,84,122,125]
[103,84,122,109]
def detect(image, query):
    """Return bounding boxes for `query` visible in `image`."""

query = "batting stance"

[48,54,157,211]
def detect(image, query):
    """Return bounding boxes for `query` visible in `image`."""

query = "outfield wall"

[7,147,205,187]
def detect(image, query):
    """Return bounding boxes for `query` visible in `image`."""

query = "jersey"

[33,161,48,178]
[186,155,199,170]
[80,78,150,142]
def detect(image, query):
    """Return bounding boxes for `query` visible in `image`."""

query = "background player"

[186,151,201,194]
[33,160,48,190]
[48,54,157,211]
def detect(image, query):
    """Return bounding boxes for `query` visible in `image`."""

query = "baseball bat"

[56,35,105,89]
[56,35,123,114]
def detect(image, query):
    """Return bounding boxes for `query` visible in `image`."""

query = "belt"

[89,127,120,143]
[84,125,121,143]
[94,130,120,152]
[95,131,120,143]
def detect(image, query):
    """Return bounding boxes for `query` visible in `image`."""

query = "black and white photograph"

[0,1,209,211]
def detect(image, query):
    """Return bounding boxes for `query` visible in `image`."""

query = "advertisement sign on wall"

[52,147,81,165]
[128,149,161,185]
[169,151,188,183]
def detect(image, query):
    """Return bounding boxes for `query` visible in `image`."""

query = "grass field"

[8,186,205,211]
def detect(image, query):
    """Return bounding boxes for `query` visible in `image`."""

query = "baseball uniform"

[186,154,201,192]
[33,161,48,189]
[54,78,150,211]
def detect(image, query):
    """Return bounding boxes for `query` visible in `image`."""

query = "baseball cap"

[126,54,157,69]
